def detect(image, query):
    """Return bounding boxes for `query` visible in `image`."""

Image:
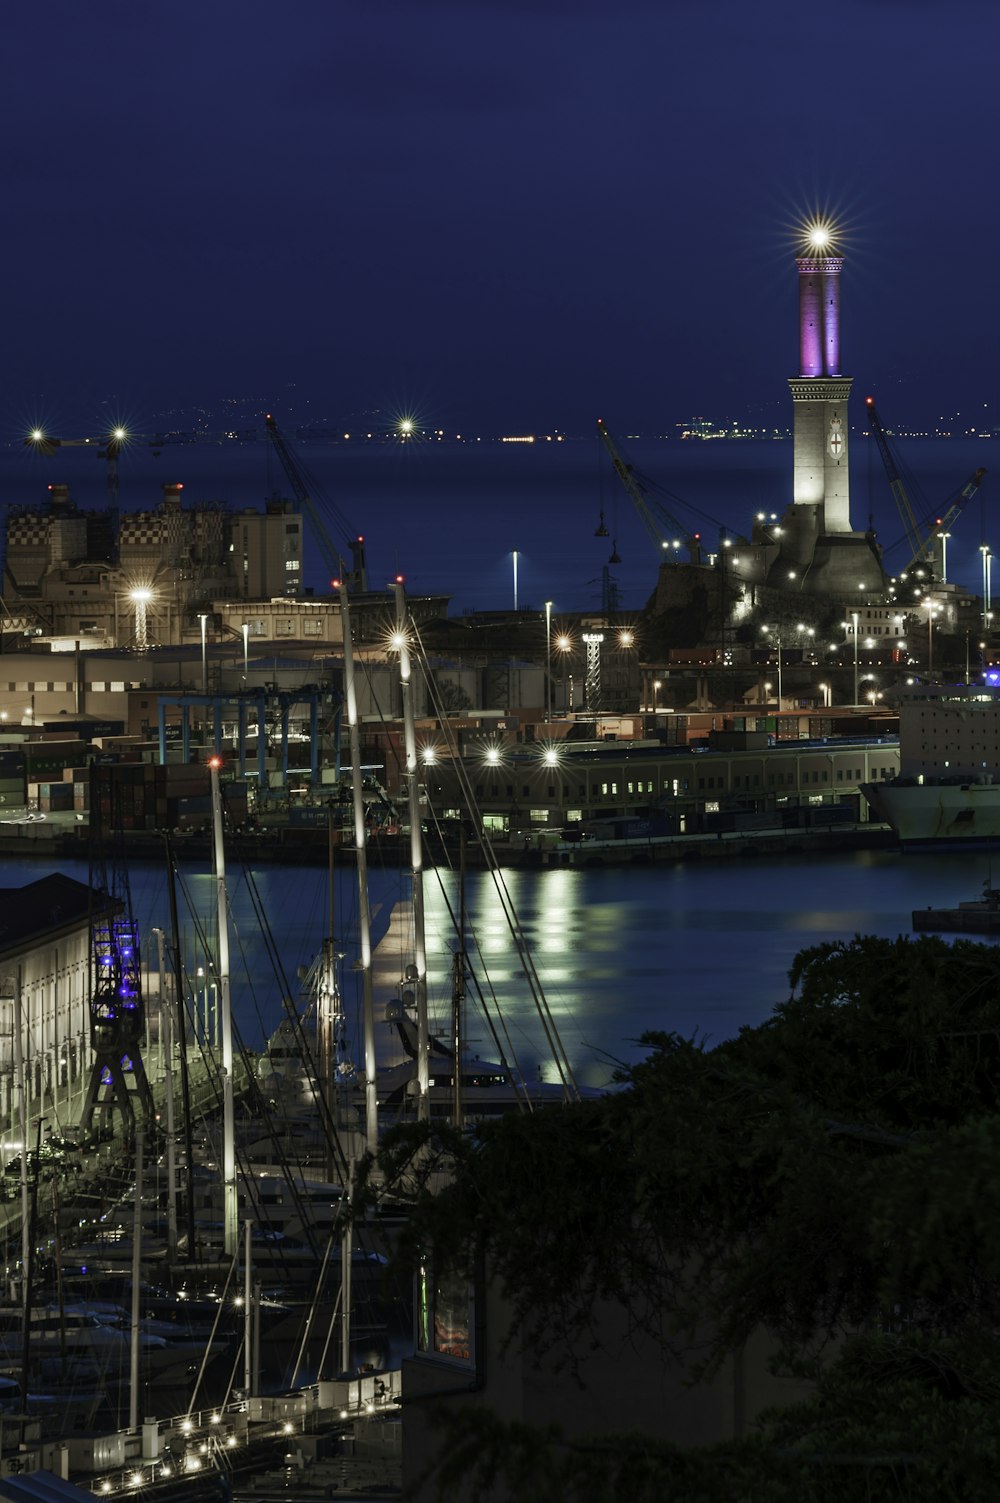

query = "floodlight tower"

[582,631,604,711]
[789,220,853,534]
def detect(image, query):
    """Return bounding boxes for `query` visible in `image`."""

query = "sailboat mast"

[153,927,179,1259]
[10,967,28,1300]
[129,1130,144,1432]
[393,579,429,1120]
[452,827,466,1130]
[209,756,238,1259]
[321,815,338,1184]
[164,840,198,1260]
[337,578,378,1155]
[19,1117,41,1448]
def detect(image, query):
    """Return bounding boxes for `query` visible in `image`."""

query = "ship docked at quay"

[862,684,1000,846]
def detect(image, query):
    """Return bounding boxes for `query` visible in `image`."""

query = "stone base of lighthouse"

[727,503,885,597]
[790,377,853,533]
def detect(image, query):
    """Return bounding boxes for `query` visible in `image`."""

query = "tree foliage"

[366,934,1000,1498]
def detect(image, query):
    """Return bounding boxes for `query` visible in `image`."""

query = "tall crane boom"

[596,419,702,564]
[265,415,367,592]
[866,397,986,570]
[864,398,925,565]
[933,467,987,541]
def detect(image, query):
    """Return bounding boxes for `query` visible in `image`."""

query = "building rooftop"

[0,874,111,955]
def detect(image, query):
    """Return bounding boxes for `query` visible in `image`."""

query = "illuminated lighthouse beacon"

[739,220,884,595]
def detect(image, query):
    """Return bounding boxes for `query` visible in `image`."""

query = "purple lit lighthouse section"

[822,261,842,374]
[797,255,843,377]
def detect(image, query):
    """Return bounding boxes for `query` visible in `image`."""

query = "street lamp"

[652,679,662,712]
[819,682,831,709]
[761,625,783,709]
[555,633,572,711]
[925,600,939,671]
[241,622,249,681]
[198,613,208,696]
[850,611,859,705]
[544,601,553,723]
[937,531,951,582]
[982,545,992,627]
[796,623,816,661]
[512,551,519,613]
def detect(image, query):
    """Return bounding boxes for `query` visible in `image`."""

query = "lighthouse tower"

[789,227,852,532]
[724,218,884,596]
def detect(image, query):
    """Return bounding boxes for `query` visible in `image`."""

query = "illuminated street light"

[198,612,208,696]
[925,599,940,672]
[796,623,816,662]
[761,625,783,709]
[555,632,573,711]
[129,586,152,652]
[851,611,859,704]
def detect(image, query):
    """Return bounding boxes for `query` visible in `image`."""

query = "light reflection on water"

[1,846,996,1093]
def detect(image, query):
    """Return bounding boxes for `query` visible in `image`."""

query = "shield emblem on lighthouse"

[828,415,845,459]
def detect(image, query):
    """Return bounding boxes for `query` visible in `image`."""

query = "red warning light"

[865,396,874,406]
[395,574,405,583]
[207,755,222,770]
[331,579,341,589]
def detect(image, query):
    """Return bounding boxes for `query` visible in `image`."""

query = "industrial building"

[2,481,304,646]
[0,875,109,1146]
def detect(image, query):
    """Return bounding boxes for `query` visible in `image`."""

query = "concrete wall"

[402,1274,811,1499]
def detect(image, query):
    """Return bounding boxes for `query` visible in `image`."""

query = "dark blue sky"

[2,0,996,441]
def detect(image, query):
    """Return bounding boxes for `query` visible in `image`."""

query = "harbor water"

[0,434,993,614]
[1,845,996,1093]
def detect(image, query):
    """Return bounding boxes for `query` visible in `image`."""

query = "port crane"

[865,397,986,571]
[265,415,367,592]
[26,425,130,518]
[79,764,155,1144]
[596,418,704,564]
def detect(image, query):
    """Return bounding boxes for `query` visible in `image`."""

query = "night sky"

[2,0,997,441]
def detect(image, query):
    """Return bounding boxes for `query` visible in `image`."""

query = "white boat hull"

[862,780,1000,844]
